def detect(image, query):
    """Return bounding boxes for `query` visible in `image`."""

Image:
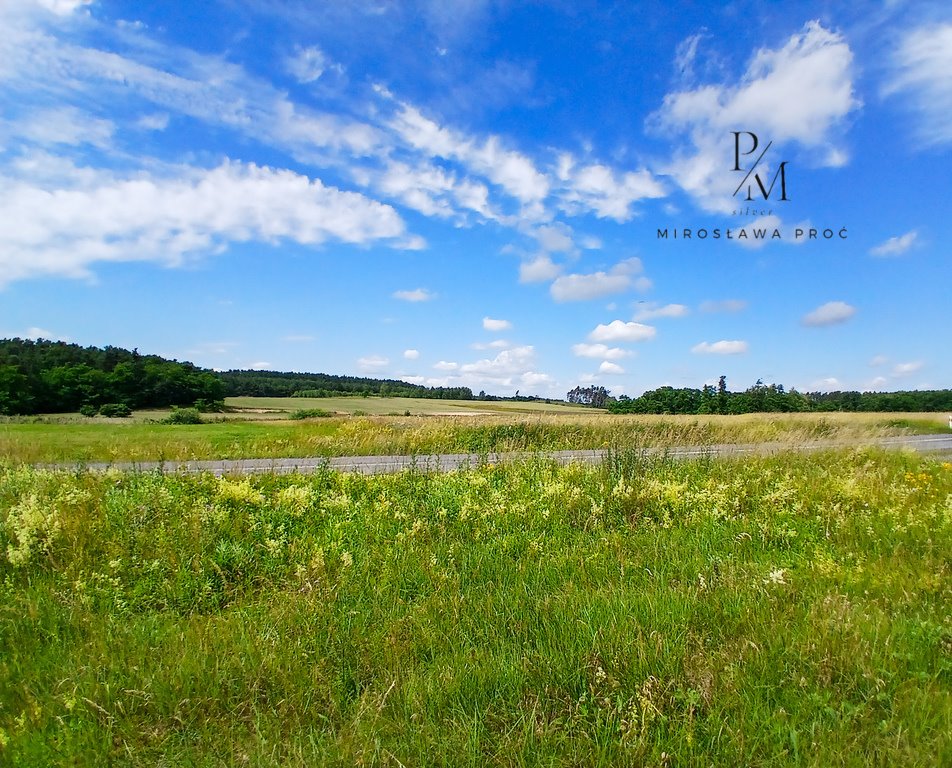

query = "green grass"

[0,411,944,465]
[225,395,602,416]
[1,449,951,765]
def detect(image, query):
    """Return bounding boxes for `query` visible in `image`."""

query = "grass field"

[225,395,601,416]
[0,410,947,465]
[2,448,950,765]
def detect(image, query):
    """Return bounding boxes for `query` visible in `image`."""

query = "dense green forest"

[0,338,225,415]
[218,369,473,401]
[0,339,472,415]
[605,377,952,415]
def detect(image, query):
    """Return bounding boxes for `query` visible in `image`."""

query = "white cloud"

[483,316,512,331]
[357,355,389,372]
[802,301,856,327]
[519,255,562,284]
[892,361,923,377]
[634,303,689,321]
[534,223,575,253]
[10,326,70,341]
[867,376,888,389]
[652,21,858,212]
[403,349,420,360]
[869,230,918,257]
[1,106,114,148]
[588,320,656,343]
[433,360,459,371]
[136,112,169,131]
[393,287,436,302]
[550,257,648,302]
[286,45,328,84]
[598,361,625,375]
[699,299,747,313]
[556,154,666,221]
[571,343,632,360]
[389,103,549,205]
[870,355,888,366]
[0,159,412,285]
[884,24,952,146]
[691,340,748,355]
[471,339,511,350]
[248,361,272,371]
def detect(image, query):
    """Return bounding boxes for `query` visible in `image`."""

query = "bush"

[288,408,332,420]
[79,404,98,418]
[98,403,132,418]
[163,407,203,425]
[193,399,225,413]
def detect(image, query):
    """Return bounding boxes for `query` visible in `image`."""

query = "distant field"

[0,410,948,464]
[225,395,602,416]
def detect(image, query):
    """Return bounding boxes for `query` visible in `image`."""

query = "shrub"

[98,403,132,418]
[288,408,332,420]
[79,404,98,418]
[163,407,203,425]
[194,399,225,413]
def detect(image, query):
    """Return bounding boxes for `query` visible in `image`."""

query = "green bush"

[288,408,332,420]
[163,407,203,425]
[78,404,98,417]
[193,398,225,413]
[97,403,132,418]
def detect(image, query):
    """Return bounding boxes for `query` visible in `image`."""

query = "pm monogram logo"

[731,131,789,202]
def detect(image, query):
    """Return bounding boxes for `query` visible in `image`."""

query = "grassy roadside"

[2,449,951,765]
[1,412,946,465]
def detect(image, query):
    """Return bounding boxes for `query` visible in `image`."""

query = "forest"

[605,377,952,414]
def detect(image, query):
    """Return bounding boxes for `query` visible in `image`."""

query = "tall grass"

[0,412,931,464]
[2,449,950,765]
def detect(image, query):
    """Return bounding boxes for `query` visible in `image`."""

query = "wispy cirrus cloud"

[884,23,952,146]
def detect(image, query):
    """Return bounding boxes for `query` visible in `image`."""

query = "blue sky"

[1,0,950,398]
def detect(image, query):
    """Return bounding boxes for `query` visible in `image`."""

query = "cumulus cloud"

[633,303,689,321]
[403,349,420,360]
[0,159,413,285]
[483,316,512,331]
[652,21,858,212]
[892,360,923,377]
[248,361,272,371]
[571,343,632,360]
[557,155,666,221]
[357,355,389,372]
[588,320,656,343]
[691,340,749,355]
[869,230,918,257]
[802,301,856,327]
[393,287,436,302]
[471,339,510,350]
[884,23,952,146]
[598,361,625,375]
[551,257,649,302]
[519,254,562,283]
[433,360,459,371]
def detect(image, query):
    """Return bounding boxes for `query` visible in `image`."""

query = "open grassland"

[1,449,951,765]
[225,395,601,416]
[0,412,947,465]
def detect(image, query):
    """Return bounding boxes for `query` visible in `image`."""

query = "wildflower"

[764,568,787,585]
[340,551,353,568]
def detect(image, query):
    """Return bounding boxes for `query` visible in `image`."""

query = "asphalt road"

[51,433,952,476]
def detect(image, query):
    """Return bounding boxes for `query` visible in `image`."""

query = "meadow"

[1,449,950,765]
[0,405,946,465]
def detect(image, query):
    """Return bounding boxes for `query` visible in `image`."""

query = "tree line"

[602,377,952,415]
[0,339,474,415]
[0,338,224,415]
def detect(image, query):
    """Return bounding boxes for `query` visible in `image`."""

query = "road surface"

[43,433,952,476]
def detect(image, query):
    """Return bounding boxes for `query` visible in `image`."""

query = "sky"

[1,0,950,398]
